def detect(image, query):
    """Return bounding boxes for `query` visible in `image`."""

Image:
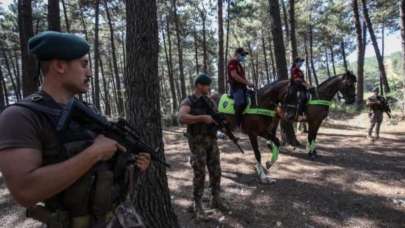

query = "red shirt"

[228,58,246,89]
[291,65,304,81]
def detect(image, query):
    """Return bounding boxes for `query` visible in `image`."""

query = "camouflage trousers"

[188,135,221,202]
[368,111,383,137]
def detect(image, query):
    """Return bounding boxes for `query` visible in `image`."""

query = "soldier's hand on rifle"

[135,153,151,172]
[201,115,218,125]
[90,134,126,161]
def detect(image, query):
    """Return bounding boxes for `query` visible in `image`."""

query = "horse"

[212,81,297,183]
[269,71,357,159]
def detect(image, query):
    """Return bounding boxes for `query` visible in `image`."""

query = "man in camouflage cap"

[0,31,150,228]
[178,74,229,221]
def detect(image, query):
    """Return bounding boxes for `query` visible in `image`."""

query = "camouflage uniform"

[181,95,222,203]
[367,95,384,138]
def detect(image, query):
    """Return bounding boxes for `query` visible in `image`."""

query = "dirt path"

[0,113,404,228]
[165,112,405,228]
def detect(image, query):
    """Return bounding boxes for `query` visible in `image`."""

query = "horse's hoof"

[260,176,276,184]
[265,161,273,169]
[308,152,316,160]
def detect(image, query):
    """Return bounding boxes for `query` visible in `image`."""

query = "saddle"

[218,94,275,117]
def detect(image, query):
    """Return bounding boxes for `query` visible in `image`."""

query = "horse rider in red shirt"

[290,57,309,121]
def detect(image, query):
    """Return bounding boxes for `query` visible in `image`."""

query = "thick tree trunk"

[47,0,61,31]
[261,31,270,83]
[218,0,225,93]
[268,35,277,81]
[341,41,348,72]
[61,0,70,32]
[125,0,179,227]
[361,0,390,93]
[172,0,187,99]
[93,0,101,110]
[304,34,312,85]
[162,16,178,112]
[201,12,208,74]
[289,0,298,61]
[268,0,289,80]
[18,0,37,97]
[353,0,365,106]
[104,0,124,115]
[401,0,405,82]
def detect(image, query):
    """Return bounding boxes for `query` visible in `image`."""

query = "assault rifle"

[57,99,170,167]
[199,96,245,154]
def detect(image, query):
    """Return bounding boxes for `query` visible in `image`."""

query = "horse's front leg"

[307,120,322,160]
[263,133,281,170]
[248,134,275,184]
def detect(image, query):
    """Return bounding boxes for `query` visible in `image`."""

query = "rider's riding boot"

[193,200,207,221]
[210,194,230,212]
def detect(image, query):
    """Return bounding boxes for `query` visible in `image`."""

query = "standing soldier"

[178,74,229,221]
[367,88,391,141]
[0,31,151,228]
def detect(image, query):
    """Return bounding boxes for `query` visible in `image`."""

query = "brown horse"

[213,81,297,183]
[269,72,357,159]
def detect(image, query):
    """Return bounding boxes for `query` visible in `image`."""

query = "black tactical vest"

[13,91,133,228]
[186,95,217,138]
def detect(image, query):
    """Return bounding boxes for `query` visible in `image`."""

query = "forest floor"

[0,112,404,228]
[165,111,405,228]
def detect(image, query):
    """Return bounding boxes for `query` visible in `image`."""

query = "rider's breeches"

[231,88,248,125]
[188,136,222,202]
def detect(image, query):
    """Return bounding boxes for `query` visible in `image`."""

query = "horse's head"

[337,71,357,105]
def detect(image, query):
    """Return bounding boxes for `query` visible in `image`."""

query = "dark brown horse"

[270,72,357,159]
[213,82,297,183]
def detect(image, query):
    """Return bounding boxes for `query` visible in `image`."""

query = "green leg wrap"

[307,140,316,153]
[271,144,279,163]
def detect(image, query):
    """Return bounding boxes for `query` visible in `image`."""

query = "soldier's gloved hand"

[135,153,151,172]
[201,115,218,125]
[90,134,127,161]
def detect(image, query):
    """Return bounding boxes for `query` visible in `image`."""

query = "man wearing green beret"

[0,31,150,228]
[178,74,229,221]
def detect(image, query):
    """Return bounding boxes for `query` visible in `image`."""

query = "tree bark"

[171,0,187,99]
[93,0,101,110]
[280,0,290,59]
[268,0,289,80]
[289,0,298,61]
[304,34,312,85]
[18,0,37,97]
[104,0,124,115]
[224,0,231,91]
[99,56,111,116]
[162,16,178,112]
[0,66,6,110]
[61,0,70,32]
[261,31,270,83]
[268,35,277,81]
[125,0,179,227]
[329,45,337,76]
[193,27,199,75]
[201,10,208,74]
[341,41,348,72]
[217,0,225,93]
[401,0,405,83]
[309,22,319,87]
[361,0,390,93]
[353,0,365,106]
[47,0,61,31]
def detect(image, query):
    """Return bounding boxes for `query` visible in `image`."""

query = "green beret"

[29,31,90,61]
[195,74,212,86]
